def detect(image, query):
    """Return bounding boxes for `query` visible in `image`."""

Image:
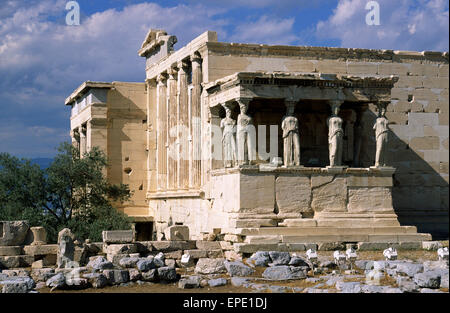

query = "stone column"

[190,52,202,189]
[177,60,189,190]
[72,128,80,151]
[80,124,87,157]
[373,101,390,167]
[156,73,168,191]
[282,100,301,167]
[327,100,344,167]
[167,67,178,190]
[236,98,255,165]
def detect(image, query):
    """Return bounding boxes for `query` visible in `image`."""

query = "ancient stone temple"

[66,30,449,247]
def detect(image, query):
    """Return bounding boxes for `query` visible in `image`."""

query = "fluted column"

[167,67,178,190]
[156,73,168,191]
[190,52,202,188]
[177,60,189,190]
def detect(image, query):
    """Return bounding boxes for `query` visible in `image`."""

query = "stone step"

[244,233,431,244]
[280,233,431,243]
[316,219,401,228]
[236,226,418,236]
[233,238,431,254]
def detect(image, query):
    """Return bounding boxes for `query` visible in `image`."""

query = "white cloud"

[0,122,68,158]
[0,1,229,157]
[229,15,299,45]
[316,0,449,51]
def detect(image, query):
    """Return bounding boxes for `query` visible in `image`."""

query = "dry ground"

[37,248,449,294]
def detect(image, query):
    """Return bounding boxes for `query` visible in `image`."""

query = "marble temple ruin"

[64,30,449,250]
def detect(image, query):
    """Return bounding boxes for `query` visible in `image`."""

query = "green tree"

[0,154,48,226]
[0,142,132,242]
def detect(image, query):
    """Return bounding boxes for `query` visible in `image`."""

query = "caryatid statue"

[373,105,390,167]
[220,104,237,168]
[236,98,255,165]
[281,101,300,167]
[327,101,344,167]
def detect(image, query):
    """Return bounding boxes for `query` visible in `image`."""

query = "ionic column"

[190,52,202,188]
[177,60,189,190]
[80,124,87,157]
[156,73,168,191]
[167,67,178,190]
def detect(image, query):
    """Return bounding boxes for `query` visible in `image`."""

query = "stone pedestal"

[209,166,431,249]
[30,227,47,246]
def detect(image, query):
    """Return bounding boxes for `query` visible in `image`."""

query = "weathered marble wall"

[203,45,449,237]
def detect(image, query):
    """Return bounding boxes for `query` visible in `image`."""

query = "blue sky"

[0,0,448,158]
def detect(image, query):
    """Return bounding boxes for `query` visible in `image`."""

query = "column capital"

[329,99,343,116]
[235,98,252,114]
[221,102,233,112]
[177,59,189,71]
[146,77,157,87]
[375,101,390,117]
[167,67,178,79]
[156,73,168,85]
[190,51,202,64]
[235,97,252,106]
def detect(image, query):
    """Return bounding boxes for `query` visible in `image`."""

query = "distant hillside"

[31,158,53,169]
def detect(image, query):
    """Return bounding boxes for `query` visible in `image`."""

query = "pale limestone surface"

[311,178,347,212]
[66,29,448,242]
[275,175,311,216]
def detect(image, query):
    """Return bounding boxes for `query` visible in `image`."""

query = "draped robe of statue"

[237,111,254,165]
[373,116,389,167]
[327,115,344,167]
[281,115,300,166]
[221,116,237,168]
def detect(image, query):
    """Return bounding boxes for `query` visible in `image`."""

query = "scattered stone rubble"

[0,223,449,293]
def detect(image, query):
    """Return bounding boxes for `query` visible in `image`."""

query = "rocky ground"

[1,249,448,294]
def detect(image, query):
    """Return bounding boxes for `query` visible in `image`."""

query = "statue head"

[379,107,386,118]
[239,103,247,115]
[225,107,232,118]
